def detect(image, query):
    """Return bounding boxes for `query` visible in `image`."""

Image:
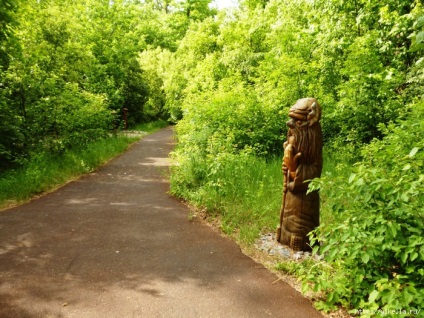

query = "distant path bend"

[0,127,322,318]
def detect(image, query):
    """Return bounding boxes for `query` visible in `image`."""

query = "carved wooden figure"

[276,98,323,251]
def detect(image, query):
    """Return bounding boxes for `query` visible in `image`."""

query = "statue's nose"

[286,119,296,129]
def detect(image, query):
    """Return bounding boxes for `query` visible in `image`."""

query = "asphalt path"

[0,127,322,318]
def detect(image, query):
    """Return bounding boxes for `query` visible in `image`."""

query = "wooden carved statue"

[276,98,323,251]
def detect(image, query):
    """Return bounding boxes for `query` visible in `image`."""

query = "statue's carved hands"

[283,144,301,179]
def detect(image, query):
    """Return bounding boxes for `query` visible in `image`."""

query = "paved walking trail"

[0,127,321,318]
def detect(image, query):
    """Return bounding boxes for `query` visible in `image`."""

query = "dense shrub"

[171,84,284,199]
[306,102,424,313]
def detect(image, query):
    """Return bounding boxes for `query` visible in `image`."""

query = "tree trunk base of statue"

[276,227,312,252]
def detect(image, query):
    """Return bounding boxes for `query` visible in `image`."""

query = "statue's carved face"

[287,98,321,129]
[285,98,323,165]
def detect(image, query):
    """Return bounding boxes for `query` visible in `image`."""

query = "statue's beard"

[289,123,323,166]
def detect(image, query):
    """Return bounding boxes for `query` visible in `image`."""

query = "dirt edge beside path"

[0,127,322,318]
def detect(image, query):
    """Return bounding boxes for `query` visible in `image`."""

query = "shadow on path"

[0,127,322,318]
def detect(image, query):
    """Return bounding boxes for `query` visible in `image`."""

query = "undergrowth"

[132,119,169,132]
[0,134,140,210]
[0,120,169,210]
[170,103,424,315]
[278,103,424,316]
[171,152,282,243]
[170,146,341,244]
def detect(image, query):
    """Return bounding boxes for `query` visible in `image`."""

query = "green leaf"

[368,290,379,303]
[388,222,397,237]
[410,252,418,261]
[361,253,370,264]
[400,252,408,264]
[356,177,364,186]
[402,289,414,305]
[409,147,419,158]
[416,31,424,44]
[417,16,424,28]
[348,173,356,184]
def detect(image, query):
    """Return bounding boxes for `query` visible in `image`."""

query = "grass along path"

[0,120,169,211]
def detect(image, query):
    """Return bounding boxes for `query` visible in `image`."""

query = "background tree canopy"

[1,0,423,314]
[0,0,214,169]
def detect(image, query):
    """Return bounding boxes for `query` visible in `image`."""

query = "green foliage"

[132,119,169,133]
[310,0,417,145]
[0,0,16,40]
[0,98,23,167]
[2,0,423,314]
[171,151,282,243]
[167,0,424,314]
[406,4,424,101]
[306,102,424,313]
[0,0,214,169]
[138,48,173,121]
[179,85,283,155]
[0,0,20,168]
[408,4,424,52]
[170,84,282,198]
[336,30,405,143]
[0,0,18,69]
[0,134,138,209]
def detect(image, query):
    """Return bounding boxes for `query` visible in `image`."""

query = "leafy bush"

[306,102,424,314]
[170,83,285,242]
[171,150,282,243]
[170,83,285,204]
